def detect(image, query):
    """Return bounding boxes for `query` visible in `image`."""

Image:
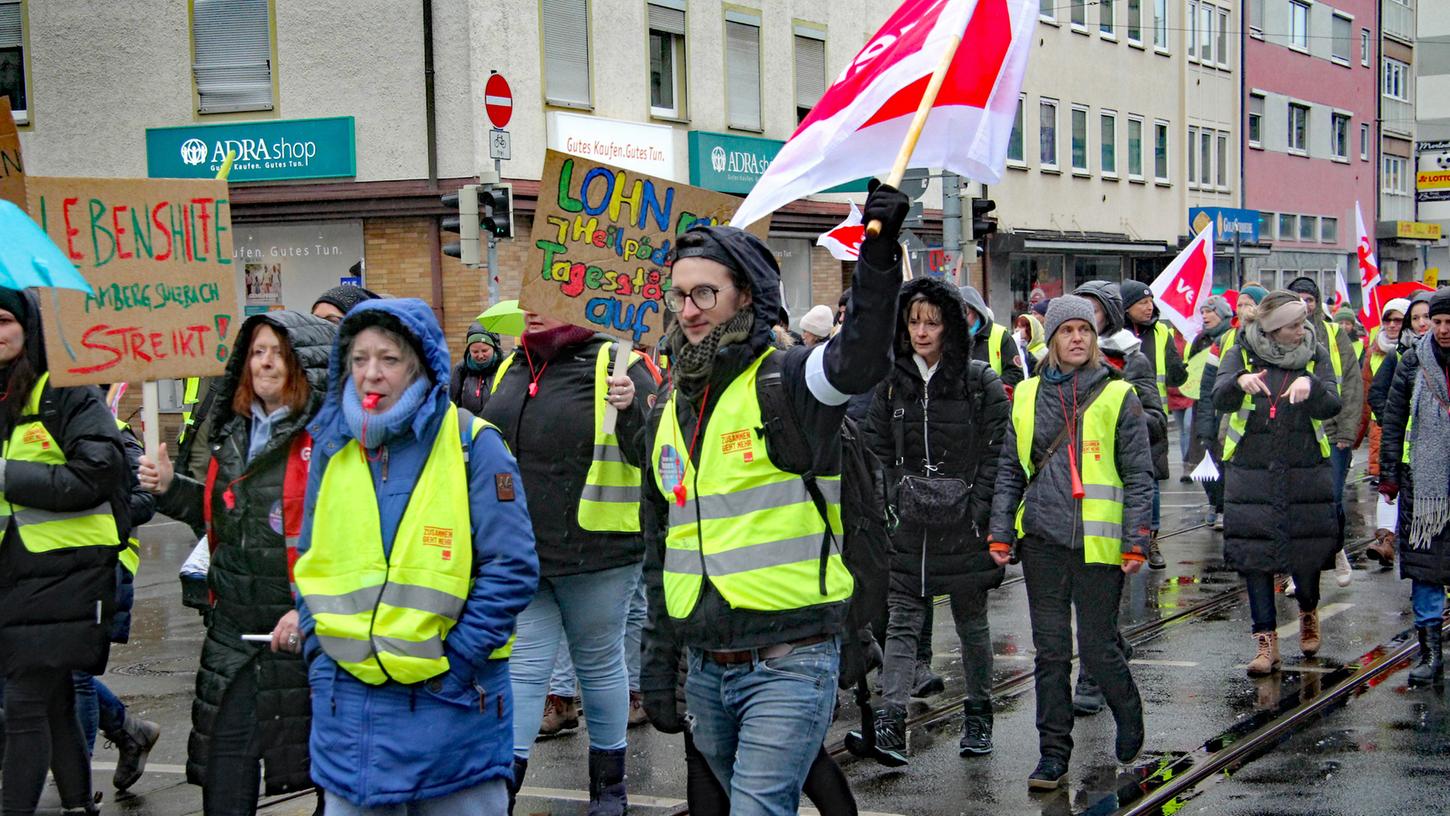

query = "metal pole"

[942,171,963,278]
[1234,230,1242,288]
[487,157,502,306]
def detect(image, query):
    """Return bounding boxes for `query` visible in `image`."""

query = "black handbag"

[891,386,970,528]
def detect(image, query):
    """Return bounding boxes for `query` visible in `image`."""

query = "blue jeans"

[685,639,840,816]
[548,642,576,698]
[548,568,647,696]
[1174,407,1192,462]
[72,672,126,754]
[322,779,507,815]
[510,563,638,757]
[1412,580,1446,627]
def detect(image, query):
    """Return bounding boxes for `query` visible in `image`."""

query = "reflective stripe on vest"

[120,538,140,575]
[1151,323,1172,402]
[0,373,121,554]
[987,323,1007,375]
[296,405,507,685]
[651,348,852,619]
[493,344,642,532]
[1010,376,1132,566]
[1221,347,1331,462]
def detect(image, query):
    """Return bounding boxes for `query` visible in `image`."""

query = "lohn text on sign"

[35,194,231,268]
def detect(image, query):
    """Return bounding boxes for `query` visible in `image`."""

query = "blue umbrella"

[0,199,94,294]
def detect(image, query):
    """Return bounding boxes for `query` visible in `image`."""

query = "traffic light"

[481,183,514,239]
[967,198,998,243]
[441,184,481,265]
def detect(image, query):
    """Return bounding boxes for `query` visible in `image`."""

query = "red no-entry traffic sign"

[485,74,512,129]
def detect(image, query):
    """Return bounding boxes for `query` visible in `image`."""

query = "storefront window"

[1008,254,1065,317]
[1071,256,1123,290]
[766,237,813,327]
[231,220,366,315]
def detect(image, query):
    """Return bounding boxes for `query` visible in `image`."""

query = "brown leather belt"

[703,633,832,666]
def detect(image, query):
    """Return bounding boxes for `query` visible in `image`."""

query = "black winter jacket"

[1129,319,1188,396]
[959,285,1025,389]
[990,364,1156,557]
[1213,338,1341,575]
[640,225,898,694]
[1379,344,1450,584]
[0,292,129,676]
[111,424,156,644]
[865,279,1008,597]
[156,310,335,795]
[1102,334,1170,480]
[482,334,655,578]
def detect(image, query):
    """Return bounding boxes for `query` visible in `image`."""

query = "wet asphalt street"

[29,452,1445,816]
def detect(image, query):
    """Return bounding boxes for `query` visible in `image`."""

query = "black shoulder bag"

[890,382,971,528]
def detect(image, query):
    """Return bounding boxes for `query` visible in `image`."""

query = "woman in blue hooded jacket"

[293,298,539,814]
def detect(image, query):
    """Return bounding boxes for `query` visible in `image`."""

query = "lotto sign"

[485,73,513,129]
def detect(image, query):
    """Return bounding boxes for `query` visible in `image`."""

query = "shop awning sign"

[146,117,356,182]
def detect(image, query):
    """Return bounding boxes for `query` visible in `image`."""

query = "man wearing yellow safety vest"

[640,183,905,815]
[959,285,1025,391]
[293,298,539,813]
[0,288,131,816]
[1286,277,1362,587]
[988,295,1155,790]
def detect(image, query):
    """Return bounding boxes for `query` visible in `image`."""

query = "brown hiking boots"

[1247,631,1281,676]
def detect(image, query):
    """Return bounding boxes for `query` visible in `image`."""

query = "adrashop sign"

[547,112,677,180]
[146,117,356,182]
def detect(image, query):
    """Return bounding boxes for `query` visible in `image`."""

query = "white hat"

[799,304,835,338]
[1381,297,1411,320]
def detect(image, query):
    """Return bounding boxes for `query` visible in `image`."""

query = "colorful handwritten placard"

[26,177,240,386]
[0,97,23,208]
[521,149,768,346]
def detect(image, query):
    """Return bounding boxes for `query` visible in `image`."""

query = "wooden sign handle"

[600,340,633,435]
[141,381,161,460]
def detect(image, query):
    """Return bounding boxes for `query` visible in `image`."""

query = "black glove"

[642,688,685,734]
[862,179,911,248]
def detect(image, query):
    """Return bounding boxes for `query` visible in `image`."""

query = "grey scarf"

[1243,320,1316,370]
[667,308,755,402]
[1407,331,1450,550]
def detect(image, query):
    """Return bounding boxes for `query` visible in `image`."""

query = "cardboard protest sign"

[26,177,240,386]
[522,149,769,347]
[0,97,23,208]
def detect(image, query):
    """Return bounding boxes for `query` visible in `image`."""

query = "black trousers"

[203,661,263,816]
[683,731,857,815]
[1020,539,1141,762]
[3,669,92,816]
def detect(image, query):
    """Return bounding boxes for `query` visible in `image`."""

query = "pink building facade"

[1242,0,1378,298]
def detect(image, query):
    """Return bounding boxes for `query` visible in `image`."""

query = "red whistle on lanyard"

[363,393,381,410]
[673,484,687,507]
[1068,447,1086,500]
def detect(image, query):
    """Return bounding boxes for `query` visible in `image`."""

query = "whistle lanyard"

[522,344,548,399]
[1262,370,1296,420]
[672,385,711,507]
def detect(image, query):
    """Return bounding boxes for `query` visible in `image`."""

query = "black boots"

[108,714,161,791]
[1409,625,1444,688]
[1027,755,1069,791]
[1113,689,1145,764]
[1147,531,1166,570]
[1072,674,1104,716]
[958,699,993,756]
[506,756,527,815]
[587,747,628,816]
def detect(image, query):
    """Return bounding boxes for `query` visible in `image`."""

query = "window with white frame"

[1216,131,1227,187]
[1217,8,1228,65]
[192,0,274,113]
[1187,1,1197,58]
[1008,95,1025,164]
[726,14,762,130]
[1383,58,1409,100]
[1331,14,1352,63]
[1200,129,1212,186]
[1299,215,1317,242]
[1289,1,1309,50]
[1258,211,1275,239]
[1360,123,1369,160]
[1154,0,1167,47]
[648,3,686,119]
[1187,125,1198,186]
[1330,113,1349,160]
[1361,29,1371,65]
[1128,116,1144,178]
[1288,103,1308,153]
[793,30,826,124]
[1248,93,1264,147]
[1248,0,1263,33]
[1383,155,1409,195]
[1072,105,1089,172]
[1128,0,1142,42]
[1199,3,1213,62]
[1041,99,1059,168]
[1321,217,1338,243]
[1101,0,1115,35]
[1278,213,1297,241]
[1072,0,1086,27]
[1040,0,1055,20]
[1101,111,1117,175]
[0,0,27,122]
[1154,120,1169,181]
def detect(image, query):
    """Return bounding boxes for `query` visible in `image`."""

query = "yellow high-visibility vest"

[492,342,642,532]
[295,405,510,686]
[1181,343,1218,401]
[1011,376,1133,566]
[986,323,1008,375]
[1150,323,1173,403]
[1221,346,1331,462]
[652,349,852,619]
[0,374,122,555]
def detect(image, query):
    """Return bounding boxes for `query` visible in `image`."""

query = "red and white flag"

[1332,268,1351,314]
[1355,201,1382,330]
[1150,224,1216,343]
[730,0,1037,229]
[817,203,866,261]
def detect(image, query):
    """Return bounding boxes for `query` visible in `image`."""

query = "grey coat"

[989,364,1156,558]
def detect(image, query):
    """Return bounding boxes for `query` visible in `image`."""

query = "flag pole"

[866,33,965,238]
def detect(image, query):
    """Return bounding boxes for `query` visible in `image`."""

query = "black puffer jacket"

[0,290,129,676]
[1212,336,1341,575]
[1380,343,1450,584]
[482,333,655,578]
[449,321,502,415]
[157,310,335,795]
[865,279,1008,597]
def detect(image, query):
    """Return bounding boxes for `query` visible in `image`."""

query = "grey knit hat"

[1044,295,1098,342]
[1201,295,1235,322]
